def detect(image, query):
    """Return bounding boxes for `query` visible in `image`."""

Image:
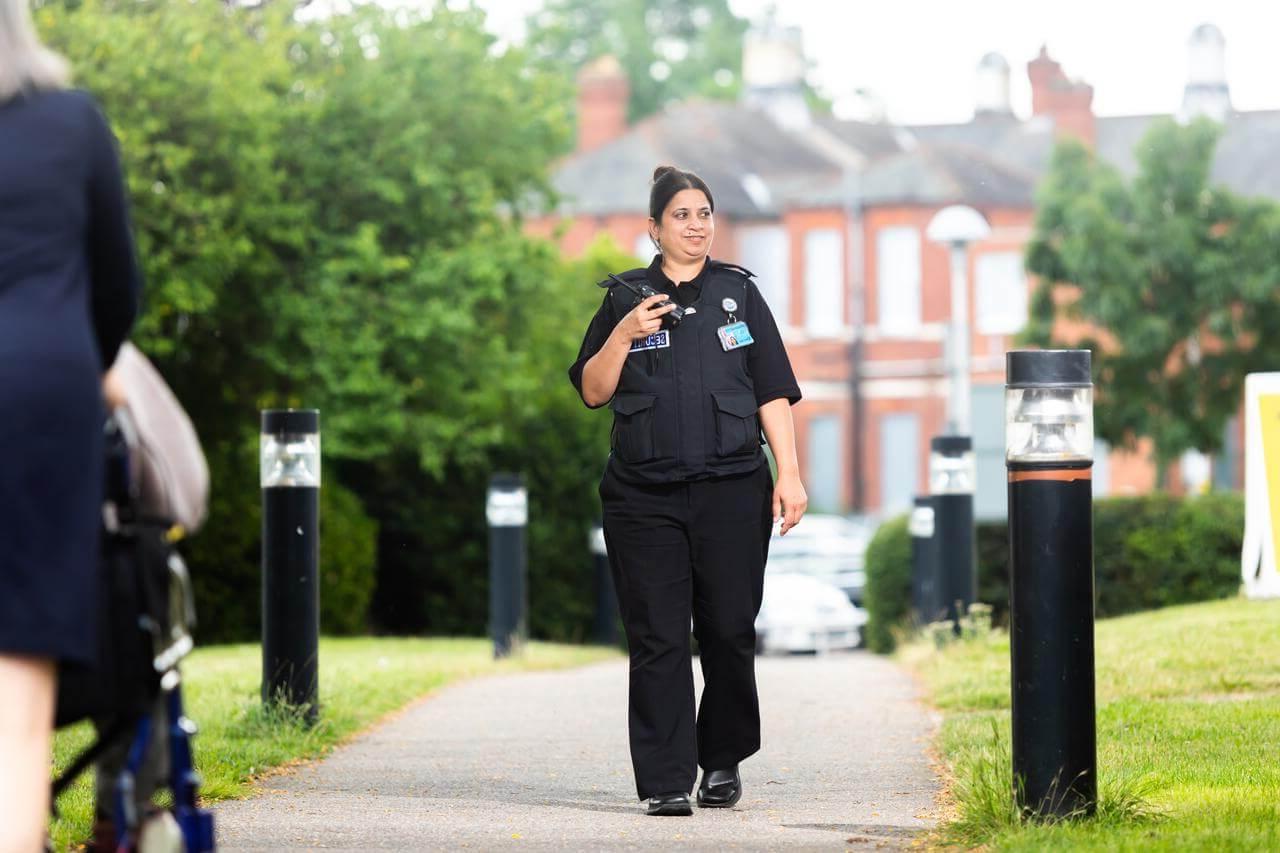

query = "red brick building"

[535,21,1268,518]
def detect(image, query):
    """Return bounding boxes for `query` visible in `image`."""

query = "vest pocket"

[712,390,760,456]
[610,393,658,463]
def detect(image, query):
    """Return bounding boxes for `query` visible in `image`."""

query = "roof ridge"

[926,140,1041,186]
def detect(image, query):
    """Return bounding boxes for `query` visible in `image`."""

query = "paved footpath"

[215,652,943,851]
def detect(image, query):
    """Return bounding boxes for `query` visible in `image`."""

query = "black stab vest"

[603,262,764,484]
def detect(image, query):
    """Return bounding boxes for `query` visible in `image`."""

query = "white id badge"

[717,321,754,351]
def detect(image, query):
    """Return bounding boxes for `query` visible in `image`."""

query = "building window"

[804,229,843,337]
[879,412,919,513]
[808,414,843,513]
[876,226,921,336]
[633,233,655,263]
[975,251,1028,335]
[738,225,790,325]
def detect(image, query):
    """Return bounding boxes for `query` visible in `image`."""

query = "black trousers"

[600,463,773,800]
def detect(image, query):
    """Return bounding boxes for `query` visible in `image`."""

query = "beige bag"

[108,343,210,533]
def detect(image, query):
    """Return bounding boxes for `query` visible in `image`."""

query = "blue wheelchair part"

[113,677,215,852]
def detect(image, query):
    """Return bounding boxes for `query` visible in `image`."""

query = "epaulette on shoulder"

[710,260,755,279]
[597,267,649,289]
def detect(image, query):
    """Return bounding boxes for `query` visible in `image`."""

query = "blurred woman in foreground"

[0,0,141,847]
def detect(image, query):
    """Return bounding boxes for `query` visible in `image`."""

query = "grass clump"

[944,719,1160,847]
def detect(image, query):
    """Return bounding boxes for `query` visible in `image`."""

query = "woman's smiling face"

[651,188,714,264]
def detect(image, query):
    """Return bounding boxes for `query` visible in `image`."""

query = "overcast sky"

[474,0,1280,124]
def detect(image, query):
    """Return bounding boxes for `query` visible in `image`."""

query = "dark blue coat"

[0,89,141,663]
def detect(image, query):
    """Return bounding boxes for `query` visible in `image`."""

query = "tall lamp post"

[926,205,988,636]
[926,205,991,435]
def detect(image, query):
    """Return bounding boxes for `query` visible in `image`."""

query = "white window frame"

[876,226,922,337]
[975,251,1028,335]
[804,228,844,337]
[736,224,791,327]
[807,413,843,513]
[879,412,920,513]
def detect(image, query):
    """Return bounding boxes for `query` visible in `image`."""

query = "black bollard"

[260,409,321,724]
[1006,349,1097,818]
[486,474,528,659]
[930,435,976,635]
[908,496,941,626]
[590,522,617,645]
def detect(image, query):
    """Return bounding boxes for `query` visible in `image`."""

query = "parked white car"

[766,514,871,606]
[755,572,867,654]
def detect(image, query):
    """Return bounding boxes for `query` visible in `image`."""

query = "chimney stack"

[975,52,1012,118]
[1027,46,1095,145]
[1180,23,1231,123]
[742,14,811,131]
[576,56,629,153]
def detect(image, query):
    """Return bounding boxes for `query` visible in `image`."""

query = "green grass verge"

[49,638,620,850]
[901,597,1280,851]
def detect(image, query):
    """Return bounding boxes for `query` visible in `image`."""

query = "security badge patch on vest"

[630,330,671,352]
[717,297,754,352]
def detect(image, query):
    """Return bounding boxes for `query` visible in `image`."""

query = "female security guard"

[569,165,807,816]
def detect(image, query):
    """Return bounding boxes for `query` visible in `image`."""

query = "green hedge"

[863,514,912,653]
[864,492,1245,653]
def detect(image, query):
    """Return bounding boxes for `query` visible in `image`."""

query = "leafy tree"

[358,236,631,640]
[524,0,749,122]
[1024,118,1280,474]
[39,0,616,640]
[267,3,573,471]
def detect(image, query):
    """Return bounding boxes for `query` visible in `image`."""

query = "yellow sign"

[1243,375,1280,598]
[1259,395,1280,575]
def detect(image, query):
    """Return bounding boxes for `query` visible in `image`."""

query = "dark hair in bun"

[649,165,714,221]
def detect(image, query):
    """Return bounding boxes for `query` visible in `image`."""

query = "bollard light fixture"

[909,496,941,627]
[485,475,528,527]
[929,435,976,496]
[259,408,321,725]
[487,473,528,658]
[260,410,321,488]
[929,435,976,634]
[908,500,935,538]
[1006,381,1093,466]
[1005,349,1097,819]
[589,522,617,646]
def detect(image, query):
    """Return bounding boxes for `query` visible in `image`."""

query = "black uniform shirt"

[568,255,802,410]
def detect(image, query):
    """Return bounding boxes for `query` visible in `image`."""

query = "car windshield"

[768,514,871,579]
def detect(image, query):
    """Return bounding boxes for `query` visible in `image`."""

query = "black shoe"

[696,765,742,808]
[645,792,693,816]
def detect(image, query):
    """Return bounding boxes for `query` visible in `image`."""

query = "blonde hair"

[0,0,70,102]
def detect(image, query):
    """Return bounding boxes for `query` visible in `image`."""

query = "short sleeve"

[568,293,618,409]
[745,280,801,407]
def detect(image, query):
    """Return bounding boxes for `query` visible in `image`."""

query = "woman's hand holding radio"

[614,293,677,343]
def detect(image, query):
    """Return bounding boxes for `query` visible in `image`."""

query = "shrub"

[863,514,911,653]
[318,478,379,635]
[1106,491,1243,613]
[976,521,1011,627]
[866,492,1245,654]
